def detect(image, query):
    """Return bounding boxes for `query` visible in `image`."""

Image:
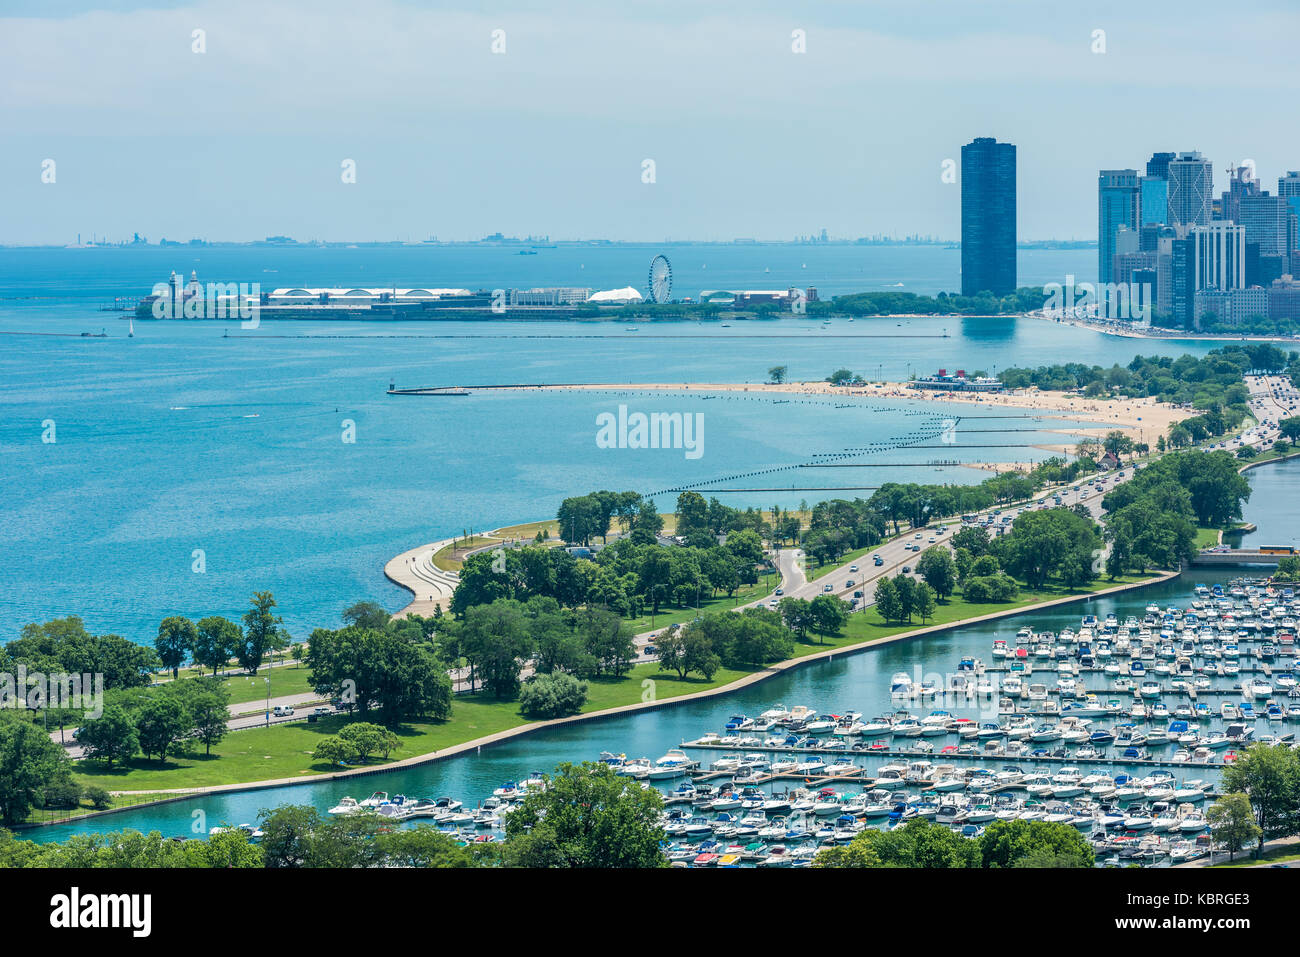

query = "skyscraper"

[1140,176,1168,226]
[1240,193,1289,257]
[1221,164,1260,225]
[1099,170,1139,284]
[961,137,1016,296]
[1191,222,1246,292]
[1146,152,1176,180]
[1167,151,1214,227]
[1279,172,1300,251]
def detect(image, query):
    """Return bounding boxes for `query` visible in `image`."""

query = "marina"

[98,571,1300,869]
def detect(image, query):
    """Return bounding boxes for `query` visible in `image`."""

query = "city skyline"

[4,0,1300,244]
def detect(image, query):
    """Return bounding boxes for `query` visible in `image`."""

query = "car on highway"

[846,579,855,587]
[312,707,331,716]
[823,583,833,592]
[873,556,884,566]
[273,705,295,717]
[774,588,783,596]
[850,564,859,572]
[902,566,911,574]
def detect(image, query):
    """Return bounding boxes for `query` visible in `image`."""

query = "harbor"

[56,568,1300,869]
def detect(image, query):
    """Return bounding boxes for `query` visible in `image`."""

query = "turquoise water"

[1239,457,1300,549]
[0,246,1216,643]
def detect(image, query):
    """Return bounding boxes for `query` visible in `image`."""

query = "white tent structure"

[587,287,644,303]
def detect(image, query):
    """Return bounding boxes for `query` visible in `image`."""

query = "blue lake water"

[1,246,1286,844]
[0,247,1218,644]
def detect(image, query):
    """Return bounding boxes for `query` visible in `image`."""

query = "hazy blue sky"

[3,0,1299,244]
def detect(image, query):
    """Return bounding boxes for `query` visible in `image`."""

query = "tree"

[191,616,241,675]
[335,722,401,762]
[1279,416,1300,442]
[815,818,979,868]
[977,819,1094,868]
[916,547,957,600]
[312,736,359,767]
[913,581,937,623]
[456,600,534,698]
[0,716,71,825]
[134,697,190,763]
[75,705,139,768]
[768,365,788,384]
[308,624,452,723]
[654,626,720,680]
[502,762,666,867]
[519,672,589,719]
[874,576,903,623]
[240,592,288,674]
[808,594,849,643]
[1221,743,1300,846]
[190,691,229,757]
[155,616,196,679]
[778,596,814,640]
[341,601,391,631]
[1207,793,1260,862]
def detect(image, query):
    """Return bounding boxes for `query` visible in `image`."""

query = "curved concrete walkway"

[384,537,462,617]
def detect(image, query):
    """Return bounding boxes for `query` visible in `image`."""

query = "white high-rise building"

[1191,222,1246,291]
[1167,151,1213,227]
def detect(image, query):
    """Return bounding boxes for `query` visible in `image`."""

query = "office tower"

[1279,172,1300,250]
[1146,152,1175,180]
[1132,268,1157,322]
[960,137,1017,296]
[1191,222,1246,291]
[1167,152,1213,227]
[1098,170,1139,284]
[1221,164,1260,224]
[1155,228,1177,318]
[1240,193,1289,257]
[1171,237,1194,327]
[1140,176,1168,226]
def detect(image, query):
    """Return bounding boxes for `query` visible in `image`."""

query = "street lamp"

[264,677,271,727]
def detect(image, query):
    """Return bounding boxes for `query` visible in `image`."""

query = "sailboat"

[128,316,135,337]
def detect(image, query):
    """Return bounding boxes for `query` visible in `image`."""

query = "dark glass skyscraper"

[961,137,1017,296]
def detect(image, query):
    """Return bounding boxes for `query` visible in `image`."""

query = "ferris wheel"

[648,254,672,303]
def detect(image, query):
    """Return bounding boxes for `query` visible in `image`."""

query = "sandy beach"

[464,379,1190,450]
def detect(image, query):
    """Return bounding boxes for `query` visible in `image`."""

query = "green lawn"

[221,666,317,706]
[782,572,1157,658]
[1195,526,1223,549]
[1213,845,1300,868]
[432,536,503,572]
[75,662,752,793]
[624,570,780,633]
[148,663,317,706]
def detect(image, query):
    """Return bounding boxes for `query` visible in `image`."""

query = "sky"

[3,0,1299,244]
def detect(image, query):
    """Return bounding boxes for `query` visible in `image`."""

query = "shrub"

[519,672,589,719]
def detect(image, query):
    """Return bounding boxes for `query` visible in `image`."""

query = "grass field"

[432,536,503,572]
[622,570,781,633]
[76,661,752,792]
